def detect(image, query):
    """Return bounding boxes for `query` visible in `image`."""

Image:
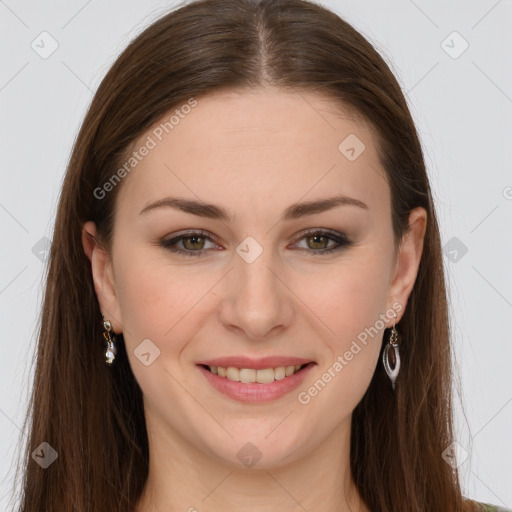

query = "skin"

[82,87,426,512]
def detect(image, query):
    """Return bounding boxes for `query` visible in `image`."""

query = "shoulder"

[476,502,512,512]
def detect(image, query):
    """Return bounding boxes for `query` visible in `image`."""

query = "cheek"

[299,248,392,389]
[112,251,209,402]
[304,249,392,336]
[295,271,388,420]
[114,248,217,351]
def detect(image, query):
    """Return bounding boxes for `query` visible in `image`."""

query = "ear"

[82,221,123,334]
[387,207,427,324]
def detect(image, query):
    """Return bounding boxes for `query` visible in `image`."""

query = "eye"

[159,229,352,258]
[291,229,352,256]
[159,230,218,257]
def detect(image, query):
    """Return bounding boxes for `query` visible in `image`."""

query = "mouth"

[197,362,313,384]
[196,361,316,403]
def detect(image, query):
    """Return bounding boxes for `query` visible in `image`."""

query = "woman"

[12,0,510,510]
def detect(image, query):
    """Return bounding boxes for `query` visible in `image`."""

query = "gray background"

[1,0,511,509]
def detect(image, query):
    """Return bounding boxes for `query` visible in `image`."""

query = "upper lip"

[196,356,315,370]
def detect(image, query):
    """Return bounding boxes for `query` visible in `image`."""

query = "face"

[83,87,426,469]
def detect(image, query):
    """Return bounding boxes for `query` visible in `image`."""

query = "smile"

[196,362,316,403]
[202,364,307,383]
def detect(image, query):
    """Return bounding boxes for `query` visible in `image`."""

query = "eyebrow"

[139,194,369,222]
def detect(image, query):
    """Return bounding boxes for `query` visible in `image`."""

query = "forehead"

[115,88,388,220]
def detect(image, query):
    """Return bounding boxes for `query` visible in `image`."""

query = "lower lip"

[197,363,315,403]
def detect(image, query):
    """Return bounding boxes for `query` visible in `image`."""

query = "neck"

[134,406,369,512]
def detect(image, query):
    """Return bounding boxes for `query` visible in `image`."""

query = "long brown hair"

[12,0,484,510]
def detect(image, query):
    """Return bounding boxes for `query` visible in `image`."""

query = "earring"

[382,312,400,390]
[103,319,117,365]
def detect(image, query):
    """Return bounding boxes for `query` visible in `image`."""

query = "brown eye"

[305,234,330,250]
[293,230,352,256]
[182,235,206,251]
[160,229,351,258]
[160,230,217,257]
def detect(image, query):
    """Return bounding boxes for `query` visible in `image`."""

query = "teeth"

[207,364,305,383]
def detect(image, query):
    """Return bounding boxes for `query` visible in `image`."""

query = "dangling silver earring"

[382,312,400,390]
[103,319,117,365]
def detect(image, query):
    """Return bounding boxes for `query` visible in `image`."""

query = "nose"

[218,243,294,341]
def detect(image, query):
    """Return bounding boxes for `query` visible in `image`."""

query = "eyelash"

[159,229,352,258]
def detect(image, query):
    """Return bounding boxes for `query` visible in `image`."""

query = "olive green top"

[479,502,512,511]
